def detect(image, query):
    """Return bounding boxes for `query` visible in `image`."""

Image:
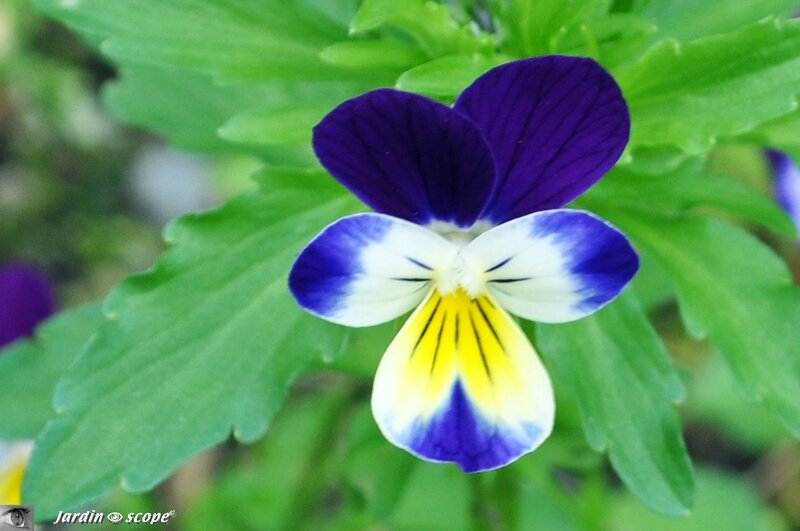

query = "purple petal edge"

[399,383,545,473]
[289,215,393,318]
[530,210,639,315]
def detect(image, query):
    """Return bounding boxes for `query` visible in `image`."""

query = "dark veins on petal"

[313,89,495,228]
[455,55,630,223]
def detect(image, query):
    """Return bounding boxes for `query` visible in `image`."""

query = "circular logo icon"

[107,512,123,524]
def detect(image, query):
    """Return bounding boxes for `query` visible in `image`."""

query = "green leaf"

[556,13,657,69]
[105,65,381,163]
[536,291,694,515]
[642,0,798,42]
[185,384,355,530]
[390,464,471,531]
[320,40,427,70]
[0,304,104,440]
[40,0,398,160]
[621,19,800,154]
[35,0,362,82]
[351,0,492,57]
[610,468,789,531]
[605,208,800,437]
[492,0,610,56]
[749,110,800,161]
[218,105,326,145]
[342,404,418,521]
[23,170,362,518]
[584,165,796,236]
[686,356,786,453]
[350,0,415,32]
[396,53,504,99]
[103,65,279,155]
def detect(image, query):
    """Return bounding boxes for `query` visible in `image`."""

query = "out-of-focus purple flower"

[0,442,32,504]
[0,263,56,348]
[766,149,800,237]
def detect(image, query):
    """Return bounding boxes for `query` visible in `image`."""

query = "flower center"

[436,251,484,299]
[428,219,494,244]
[425,220,495,299]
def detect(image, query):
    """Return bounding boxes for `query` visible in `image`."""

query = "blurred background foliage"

[1,0,800,529]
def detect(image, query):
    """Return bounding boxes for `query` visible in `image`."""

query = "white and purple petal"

[289,213,457,327]
[313,89,496,229]
[372,290,554,472]
[462,210,638,323]
[766,149,800,235]
[0,263,56,348]
[455,56,630,223]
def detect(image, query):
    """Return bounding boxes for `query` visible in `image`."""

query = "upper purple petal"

[0,263,56,348]
[455,56,630,223]
[766,149,800,235]
[313,89,495,228]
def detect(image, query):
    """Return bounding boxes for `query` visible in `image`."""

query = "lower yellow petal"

[371,289,554,472]
[0,458,26,505]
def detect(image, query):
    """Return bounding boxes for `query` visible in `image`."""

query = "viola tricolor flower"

[766,149,800,237]
[289,56,639,472]
[0,442,32,505]
[0,263,54,505]
[0,263,56,349]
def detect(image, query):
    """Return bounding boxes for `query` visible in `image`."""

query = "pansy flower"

[0,263,56,349]
[289,56,639,472]
[0,442,32,505]
[0,263,54,506]
[766,149,800,238]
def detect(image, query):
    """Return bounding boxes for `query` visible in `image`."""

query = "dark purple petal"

[0,263,56,348]
[455,56,630,223]
[766,149,800,236]
[313,89,495,228]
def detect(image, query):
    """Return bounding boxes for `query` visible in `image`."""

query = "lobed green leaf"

[0,304,104,440]
[23,170,363,518]
[642,0,798,42]
[606,208,800,438]
[396,53,504,99]
[584,165,797,236]
[610,468,788,531]
[491,0,610,57]
[351,0,492,57]
[748,111,800,162]
[621,19,800,154]
[536,291,694,515]
[35,0,359,82]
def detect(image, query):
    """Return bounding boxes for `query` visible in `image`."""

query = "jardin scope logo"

[52,509,176,525]
[0,506,33,530]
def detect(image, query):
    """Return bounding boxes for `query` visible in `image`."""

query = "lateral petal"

[313,89,496,228]
[372,289,554,472]
[289,213,457,327]
[462,209,638,323]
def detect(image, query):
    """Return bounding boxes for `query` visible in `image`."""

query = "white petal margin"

[372,289,554,472]
[461,209,639,323]
[289,213,458,327]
